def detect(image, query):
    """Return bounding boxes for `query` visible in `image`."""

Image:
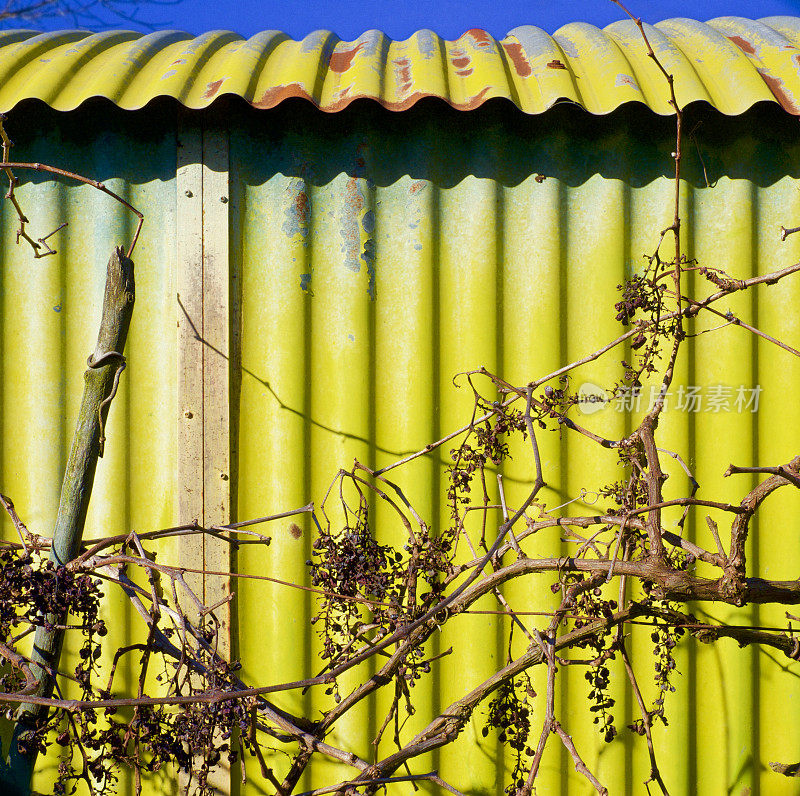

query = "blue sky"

[21,0,800,38]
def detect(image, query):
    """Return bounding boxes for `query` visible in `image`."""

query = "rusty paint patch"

[547,59,567,70]
[339,177,365,272]
[451,49,473,78]
[794,53,800,69]
[338,176,376,298]
[502,42,531,78]
[282,180,310,240]
[394,56,412,93]
[467,29,492,48]
[728,35,756,55]
[202,78,225,99]
[252,82,312,109]
[757,68,800,114]
[410,180,427,195]
[170,57,187,66]
[329,42,364,73]
[454,85,492,110]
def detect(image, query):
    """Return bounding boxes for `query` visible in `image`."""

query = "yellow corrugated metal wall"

[1,89,800,794]
[230,98,800,795]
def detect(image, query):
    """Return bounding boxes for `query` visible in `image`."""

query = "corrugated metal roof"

[1,17,800,114]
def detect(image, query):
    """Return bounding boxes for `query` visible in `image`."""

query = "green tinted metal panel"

[0,102,179,795]
[231,99,800,794]
[1,19,800,115]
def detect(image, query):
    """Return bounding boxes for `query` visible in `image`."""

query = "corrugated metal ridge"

[1,17,799,114]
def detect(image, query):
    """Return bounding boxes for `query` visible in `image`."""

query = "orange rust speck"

[467,29,492,47]
[728,35,756,55]
[502,42,532,78]
[547,59,567,70]
[794,53,800,69]
[410,180,426,194]
[451,55,470,69]
[202,79,225,99]
[330,42,364,73]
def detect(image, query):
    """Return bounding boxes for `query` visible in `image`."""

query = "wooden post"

[4,247,135,793]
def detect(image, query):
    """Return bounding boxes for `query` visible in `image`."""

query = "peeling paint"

[202,78,226,98]
[2,25,800,116]
[282,179,310,241]
[339,177,366,272]
[299,272,313,293]
[468,29,493,49]
[451,49,473,78]
[329,42,364,73]
[615,73,639,90]
[394,56,412,93]
[457,85,492,110]
[337,176,377,298]
[502,42,532,78]
[416,29,437,59]
[253,82,312,108]
[728,35,756,55]
[757,68,800,113]
[410,180,427,195]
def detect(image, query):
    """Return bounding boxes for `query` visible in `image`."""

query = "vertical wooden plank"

[176,118,204,570]
[202,125,232,796]
[202,126,232,642]
[177,116,232,795]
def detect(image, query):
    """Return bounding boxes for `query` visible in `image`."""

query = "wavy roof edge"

[1,17,799,115]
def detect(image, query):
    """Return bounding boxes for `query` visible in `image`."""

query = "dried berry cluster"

[447,405,526,521]
[483,675,535,794]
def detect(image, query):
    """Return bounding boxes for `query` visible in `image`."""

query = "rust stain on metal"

[340,176,365,271]
[468,29,492,48]
[170,58,187,66]
[457,85,492,110]
[252,82,312,109]
[329,42,364,73]
[728,35,756,55]
[394,56,412,93]
[409,180,427,195]
[502,42,532,78]
[282,181,310,240]
[547,59,567,70]
[202,78,225,99]
[757,68,800,114]
[615,73,638,89]
[451,49,473,78]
